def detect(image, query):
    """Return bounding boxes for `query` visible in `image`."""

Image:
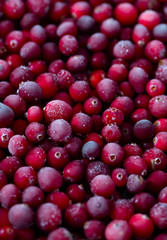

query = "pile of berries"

[0,0,167,239]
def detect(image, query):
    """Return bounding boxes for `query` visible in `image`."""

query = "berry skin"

[25,147,46,170]
[84,220,105,240]
[47,228,73,240]
[25,122,45,143]
[8,135,28,157]
[153,132,167,152]
[0,128,14,149]
[150,202,167,229]
[145,40,166,63]
[110,199,134,221]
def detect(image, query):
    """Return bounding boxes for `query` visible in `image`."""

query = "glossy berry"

[47,147,69,170]
[27,106,43,123]
[153,132,167,152]
[63,160,85,183]
[133,192,156,214]
[25,147,46,170]
[102,108,124,126]
[46,191,70,211]
[145,40,166,63]
[111,168,128,187]
[146,79,166,97]
[101,124,122,143]
[66,184,86,203]
[110,199,134,221]
[123,155,147,176]
[133,119,154,141]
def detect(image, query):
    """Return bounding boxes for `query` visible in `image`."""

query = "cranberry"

[133,119,154,141]
[154,118,167,134]
[47,147,69,170]
[111,168,128,187]
[69,80,90,102]
[138,9,161,30]
[150,202,167,229]
[8,203,34,229]
[149,95,167,118]
[64,137,83,159]
[71,112,92,135]
[26,0,51,18]
[129,213,154,239]
[105,220,132,240]
[20,12,39,30]
[124,155,147,176]
[129,67,149,93]
[25,147,46,170]
[84,220,105,240]
[57,21,77,37]
[46,191,70,211]
[22,186,44,209]
[153,23,167,42]
[8,135,28,157]
[87,32,108,52]
[107,63,128,83]
[63,160,85,183]
[82,141,100,160]
[20,41,41,61]
[132,23,151,47]
[126,174,146,194]
[48,59,66,74]
[101,124,122,143]
[133,192,156,214]
[146,170,167,195]
[66,184,86,203]
[56,69,74,91]
[47,228,73,240]
[70,1,91,19]
[0,59,11,81]
[113,40,135,60]
[0,20,15,39]
[0,81,14,102]
[153,132,167,152]
[25,122,45,143]
[59,34,78,56]
[145,40,166,63]
[36,203,62,232]
[77,15,95,32]
[3,0,25,20]
[0,156,22,179]
[0,170,8,189]
[42,42,60,62]
[0,225,15,240]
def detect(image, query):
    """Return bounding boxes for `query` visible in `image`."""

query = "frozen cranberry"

[102,108,124,126]
[26,0,51,18]
[124,143,143,157]
[26,106,43,123]
[155,59,167,85]
[0,225,15,240]
[42,42,60,62]
[36,203,62,232]
[0,20,15,38]
[59,34,78,56]
[125,155,147,176]
[86,195,110,220]
[133,192,156,213]
[14,166,37,190]
[129,213,154,239]
[114,3,138,25]
[90,52,109,70]
[130,108,152,124]
[138,9,161,30]
[113,40,135,60]
[149,95,167,118]
[9,66,34,89]
[111,96,134,117]
[65,203,88,229]
[47,147,69,169]
[93,3,112,23]
[29,25,46,45]
[146,79,165,97]
[0,128,14,149]
[20,12,39,30]
[82,141,100,160]
[25,122,45,143]
[8,204,34,229]
[11,119,28,135]
[153,131,167,152]
[102,124,122,143]
[6,54,24,70]
[69,80,90,102]
[28,60,47,76]
[111,168,128,187]
[77,15,95,32]
[126,174,146,194]
[0,183,21,209]
[105,220,132,240]
[15,228,35,240]
[132,24,151,47]
[22,186,44,209]
[56,70,74,91]
[0,59,11,81]
[129,67,149,93]
[66,183,86,203]
[48,59,66,74]
[154,118,167,134]
[150,202,167,229]
[18,81,43,104]
[5,30,26,53]
[87,32,108,52]
[48,119,71,143]
[71,1,91,19]
[3,94,26,118]
[133,119,154,141]
[158,186,167,203]
[0,170,8,189]
[47,227,72,240]
[100,18,121,39]
[37,167,62,192]
[46,191,70,211]
[101,143,125,166]
[63,160,84,183]
[84,220,105,240]
[107,63,128,83]
[134,93,151,109]
[8,135,28,157]
[145,40,166,63]
[0,156,22,179]
[57,21,77,37]
[143,147,167,172]
[146,170,167,195]
[0,82,14,102]
[119,81,135,98]
[153,23,167,42]
[66,54,88,73]
[96,78,118,103]
[89,69,105,88]
[64,137,83,159]
[25,147,46,170]
[71,112,92,135]
[110,199,134,221]
[20,41,41,61]
[83,97,102,115]
[3,0,25,20]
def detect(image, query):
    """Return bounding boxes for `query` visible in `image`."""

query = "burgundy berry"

[77,15,95,32]
[11,119,28,135]
[101,143,125,166]
[66,54,88,73]
[96,78,118,103]
[130,108,152,124]
[82,141,100,160]
[59,34,78,56]
[126,174,146,194]
[47,228,73,240]
[113,40,135,60]
[42,42,60,62]
[64,137,83,159]
[27,106,43,123]
[48,119,72,143]
[0,128,14,149]
[86,195,110,220]
[114,3,138,26]
[138,9,161,30]
[87,32,108,52]
[0,81,14,102]
[84,220,105,240]
[65,203,88,229]
[66,184,86,203]
[101,18,121,39]
[132,24,151,47]
[119,82,135,98]
[37,167,62,192]
[14,166,37,190]
[57,21,77,37]
[20,41,41,61]
[29,25,46,45]
[36,203,62,232]
[145,40,166,63]
[48,59,66,74]
[25,147,46,170]
[56,69,74,91]
[25,122,45,143]
[124,143,143,157]
[0,59,11,81]
[18,81,43,103]
[111,168,128,187]
[8,135,28,157]
[3,94,26,118]
[110,199,134,221]
[153,23,167,42]
[69,80,90,102]
[83,97,102,115]
[158,187,167,203]
[0,170,8,190]
[105,220,132,240]
[150,202,167,229]
[120,121,134,144]
[28,60,47,76]
[71,112,92,135]
[107,63,128,83]
[20,12,39,30]
[90,174,115,198]
[146,79,165,97]
[47,147,69,170]
[134,93,151,109]
[26,0,51,18]
[133,119,154,141]
[123,155,147,176]
[86,160,110,183]
[129,213,154,239]
[6,54,24,70]
[8,204,34,229]
[153,131,167,152]
[0,20,15,39]
[22,186,44,209]
[44,100,72,123]
[128,67,149,93]
[0,156,22,179]
[46,191,70,211]
[101,124,122,143]
[5,30,26,53]
[3,0,25,20]
[142,147,167,172]
[133,192,156,214]
[91,52,109,70]
[63,160,85,183]
[93,3,112,23]
[71,1,91,19]
[102,108,124,126]
[146,170,167,195]
[0,225,15,240]
[0,184,21,208]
